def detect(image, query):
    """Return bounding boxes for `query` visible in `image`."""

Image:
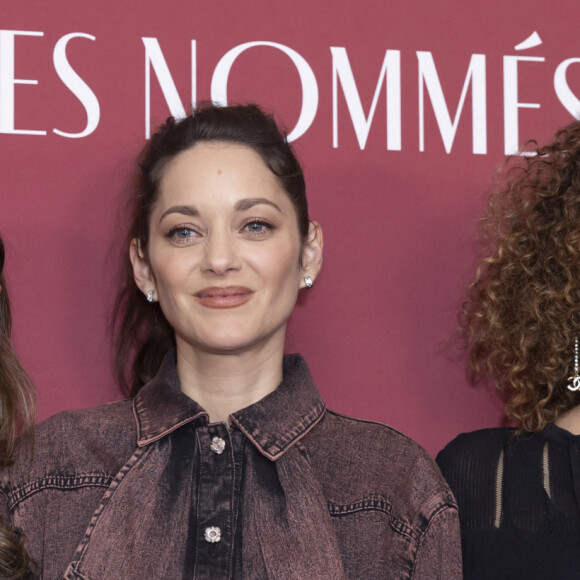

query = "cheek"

[261,245,302,292]
[149,254,191,299]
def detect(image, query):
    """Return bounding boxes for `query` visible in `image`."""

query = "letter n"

[142,37,192,138]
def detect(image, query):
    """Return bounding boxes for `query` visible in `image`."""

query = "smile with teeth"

[194,286,255,308]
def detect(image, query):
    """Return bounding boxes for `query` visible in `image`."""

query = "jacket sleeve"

[413,505,463,579]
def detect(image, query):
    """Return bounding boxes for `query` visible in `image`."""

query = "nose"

[200,230,241,275]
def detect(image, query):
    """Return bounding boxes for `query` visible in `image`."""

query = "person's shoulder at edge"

[0,398,136,488]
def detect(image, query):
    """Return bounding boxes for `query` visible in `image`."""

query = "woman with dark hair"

[3,103,460,579]
[0,236,35,579]
[437,120,580,579]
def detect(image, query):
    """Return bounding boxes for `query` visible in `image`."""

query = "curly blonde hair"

[464,120,580,432]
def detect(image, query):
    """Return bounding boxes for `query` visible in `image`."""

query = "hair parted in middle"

[462,119,580,432]
[114,102,310,396]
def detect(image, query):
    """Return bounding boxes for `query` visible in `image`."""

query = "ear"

[300,221,323,288]
[130,239,155,296]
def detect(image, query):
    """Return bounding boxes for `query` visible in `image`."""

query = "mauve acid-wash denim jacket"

[1,353,461,579]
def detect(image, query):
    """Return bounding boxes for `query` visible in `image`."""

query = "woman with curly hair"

[0,235,35,579]
[437,120,580,579]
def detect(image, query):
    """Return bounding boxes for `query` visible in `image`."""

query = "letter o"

[211,41,318,142]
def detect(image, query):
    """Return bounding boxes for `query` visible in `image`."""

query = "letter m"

[331,47,401,150]
[417,52,486,154]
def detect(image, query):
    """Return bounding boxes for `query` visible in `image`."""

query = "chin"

[195,331,261,354]
[177,321,285,356]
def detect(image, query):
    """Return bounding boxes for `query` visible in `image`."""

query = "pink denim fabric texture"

[1,354,461,579]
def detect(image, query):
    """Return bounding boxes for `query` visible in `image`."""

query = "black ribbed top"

[437,425,580,579]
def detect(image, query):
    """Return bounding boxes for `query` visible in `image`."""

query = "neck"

[555,404,580,435]
[175,338,285,423]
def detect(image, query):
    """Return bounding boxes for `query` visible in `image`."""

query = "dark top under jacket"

[437,425,580,580]
[2,353,461,579]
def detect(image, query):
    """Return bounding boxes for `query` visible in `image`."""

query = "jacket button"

[204,526,222,543]
[210,436,226,455]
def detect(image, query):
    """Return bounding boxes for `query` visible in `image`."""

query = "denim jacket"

[1,354,461,579]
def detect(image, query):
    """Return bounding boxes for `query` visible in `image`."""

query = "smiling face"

[131,141,322,358]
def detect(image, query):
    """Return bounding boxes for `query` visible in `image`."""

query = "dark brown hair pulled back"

[114,103,309,396]
[463,120,580,432]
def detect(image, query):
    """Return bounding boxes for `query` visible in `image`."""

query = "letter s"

[53,33,100,138]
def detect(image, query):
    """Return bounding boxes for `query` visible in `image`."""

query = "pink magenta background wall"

[2,1,580,455]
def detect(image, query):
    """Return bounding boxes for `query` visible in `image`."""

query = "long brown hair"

[0,237,36,578]
[463,120,580,432]
[113,103,309,396]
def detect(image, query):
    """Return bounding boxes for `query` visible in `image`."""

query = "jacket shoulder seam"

[325,410,415,441]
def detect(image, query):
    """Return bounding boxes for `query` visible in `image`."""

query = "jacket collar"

[133,351,208,447]
[133,351,326,461]
[231,354,326,460]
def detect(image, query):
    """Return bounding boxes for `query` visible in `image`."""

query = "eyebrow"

[158,198,282,224]
[159,205,199,224]
[234,198,282,213]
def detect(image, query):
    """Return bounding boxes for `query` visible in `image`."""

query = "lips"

[194,286,254,308]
